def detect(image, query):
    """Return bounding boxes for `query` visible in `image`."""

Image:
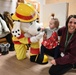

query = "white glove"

[30,32,44,43]
[24,33,31,37]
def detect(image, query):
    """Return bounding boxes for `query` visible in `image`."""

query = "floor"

[0,51,50,75]
[0,51,76,75]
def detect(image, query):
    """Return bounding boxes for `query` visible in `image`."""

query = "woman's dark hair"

[66,15,76,28]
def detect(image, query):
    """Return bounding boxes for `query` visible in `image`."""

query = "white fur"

[12,21,44,43]
[12,21,21,37]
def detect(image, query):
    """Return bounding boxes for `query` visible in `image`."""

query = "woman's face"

[68,17,76,33]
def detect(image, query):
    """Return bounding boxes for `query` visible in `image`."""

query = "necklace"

[64,31,74,53]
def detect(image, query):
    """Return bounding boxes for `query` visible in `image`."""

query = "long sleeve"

[55,27,76,65]
[55,52,76,65]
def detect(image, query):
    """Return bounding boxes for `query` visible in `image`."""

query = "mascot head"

[12,3,37,22]
[12,3,43,38]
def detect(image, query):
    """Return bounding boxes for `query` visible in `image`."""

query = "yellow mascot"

[12,3,48,64]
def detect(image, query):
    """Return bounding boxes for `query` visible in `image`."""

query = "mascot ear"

[12,21,21,37]
[30,32,44,43]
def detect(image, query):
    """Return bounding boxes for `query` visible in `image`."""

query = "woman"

[49,15,76,75]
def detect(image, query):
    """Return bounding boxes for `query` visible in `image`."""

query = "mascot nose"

[37,27,41,31]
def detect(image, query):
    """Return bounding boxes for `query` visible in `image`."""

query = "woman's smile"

[68,18,76,33]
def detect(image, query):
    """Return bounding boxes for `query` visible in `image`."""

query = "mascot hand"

[12,21,21,37]
[24,33,31,37]
[30,32,44,43]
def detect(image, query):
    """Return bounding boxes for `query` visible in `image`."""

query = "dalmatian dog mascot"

[12,3,48,64]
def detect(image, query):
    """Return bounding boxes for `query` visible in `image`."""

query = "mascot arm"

[13,34,30,44]
[30,32,44,43]
[14,32,44,44]
[17,33,30,44]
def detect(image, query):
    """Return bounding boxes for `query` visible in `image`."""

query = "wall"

[0,0,17,14]
[46,0,76,16]
[41,2,68,27]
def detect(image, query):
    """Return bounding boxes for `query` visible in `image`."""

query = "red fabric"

[16,12,35,20]
[42,32,58,49]
[30,48,39,54]
[13,41,21,44]
[28,38,31,43]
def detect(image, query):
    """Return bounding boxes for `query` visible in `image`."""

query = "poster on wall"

[41,2,68,28]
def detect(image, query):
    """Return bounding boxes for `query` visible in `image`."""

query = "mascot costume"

[11,3,48,64]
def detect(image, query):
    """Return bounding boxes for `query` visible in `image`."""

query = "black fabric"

[41,45,55,56]
[41,45,60,59]
[54,45,60,59]
[30,55,37,62]
[4,33,14,51]
[35,54,48,64]
[36,54,43,63]
[49,64,73,75]
[73,63,76,69]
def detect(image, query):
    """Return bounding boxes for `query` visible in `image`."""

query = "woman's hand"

[50,59,56,65]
